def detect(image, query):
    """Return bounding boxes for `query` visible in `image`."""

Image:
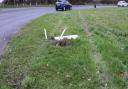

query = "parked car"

[55,1,72,11]
[117,1,128,7]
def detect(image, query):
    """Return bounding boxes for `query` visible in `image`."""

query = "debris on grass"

[87,78,91,81]
[65,74,71,78]
[104,83,108,87]
[63,74,72,84]
[82,76,85,79]
[46,64,49,67]
[57,72,60,75]
[96,70,100,74]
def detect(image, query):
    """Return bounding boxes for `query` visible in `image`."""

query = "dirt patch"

[56,38,72,47]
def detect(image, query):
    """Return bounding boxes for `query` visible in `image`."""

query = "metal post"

[94,0,97,8]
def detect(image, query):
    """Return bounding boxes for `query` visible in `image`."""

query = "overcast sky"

[0,0,3,3]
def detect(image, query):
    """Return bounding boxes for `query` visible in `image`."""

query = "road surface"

[0,5,114,57]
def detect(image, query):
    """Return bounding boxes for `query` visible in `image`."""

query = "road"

[0,5,114,57]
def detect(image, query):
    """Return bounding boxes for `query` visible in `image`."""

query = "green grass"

[0,8,128,89]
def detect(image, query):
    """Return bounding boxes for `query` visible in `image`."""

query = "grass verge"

[0,8,128,89]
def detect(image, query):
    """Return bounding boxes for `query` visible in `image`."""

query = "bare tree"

[3,0,118,6]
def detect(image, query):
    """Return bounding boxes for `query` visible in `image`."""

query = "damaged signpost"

[44,28,79,46]
[54,28,79,41]
[54,28,79,46]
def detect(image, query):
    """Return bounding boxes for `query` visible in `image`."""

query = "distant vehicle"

[55,0,72,11]
[117,1,128,7]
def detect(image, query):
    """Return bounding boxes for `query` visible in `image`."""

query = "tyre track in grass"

[60,11,101,89]
[92,24,128,88]
[84,20,109,89]
[95,23,128,66]
[78,11,117,89]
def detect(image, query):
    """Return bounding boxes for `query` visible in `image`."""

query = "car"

[55,0,72,11]
[117,1,128,7]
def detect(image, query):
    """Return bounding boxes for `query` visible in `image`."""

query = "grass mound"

[0,8,128,89]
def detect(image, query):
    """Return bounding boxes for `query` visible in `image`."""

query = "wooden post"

[60,28,67,39]
[44,28,48,40]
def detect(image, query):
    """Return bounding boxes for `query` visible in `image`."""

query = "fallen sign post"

[54,35,79,41]
[54,28,79,41]
[43,28,79,46]
[53,28,79,46]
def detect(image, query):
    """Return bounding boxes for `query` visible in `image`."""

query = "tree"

[3,0,119,5]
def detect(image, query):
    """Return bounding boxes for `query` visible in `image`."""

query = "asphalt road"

[0,5,114,57]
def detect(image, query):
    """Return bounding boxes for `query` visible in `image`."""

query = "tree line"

[2,0,127,5]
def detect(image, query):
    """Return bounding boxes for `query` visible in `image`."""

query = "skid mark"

[78,11,117,89]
